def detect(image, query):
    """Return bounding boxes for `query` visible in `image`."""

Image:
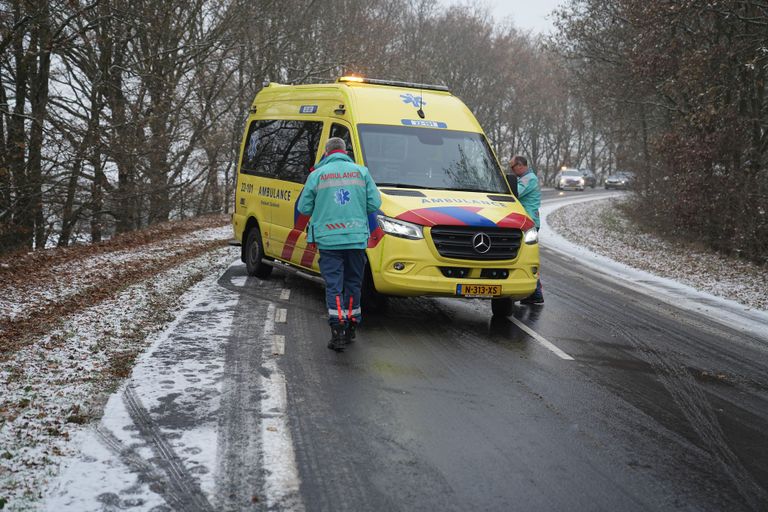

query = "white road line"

[508,316,575,361]
[230,276,247,287]
[264,303,275,339]
[280,289,291,301]
[272,335,285,355]
[260,303,304,510]
[276,308,287,323]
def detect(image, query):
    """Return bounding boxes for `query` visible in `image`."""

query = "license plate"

[456,284,502,298]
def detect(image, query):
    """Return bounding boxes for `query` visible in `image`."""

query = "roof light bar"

[338,76,449,92]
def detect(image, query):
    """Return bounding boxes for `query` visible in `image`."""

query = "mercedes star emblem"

[472,232,491,254]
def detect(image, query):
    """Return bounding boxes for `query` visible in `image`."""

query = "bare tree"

[553,0,768,263]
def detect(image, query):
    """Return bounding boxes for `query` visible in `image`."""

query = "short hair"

[512,155,528,167]
[325,137,347,153]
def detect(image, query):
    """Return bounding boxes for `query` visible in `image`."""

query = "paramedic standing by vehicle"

[510,155,544,305]
[298,137,382,351]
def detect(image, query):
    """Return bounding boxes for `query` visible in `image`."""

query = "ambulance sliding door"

[266,119,324,267]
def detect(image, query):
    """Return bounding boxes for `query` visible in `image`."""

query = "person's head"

[510,155,528,176]
[325,137,347,154]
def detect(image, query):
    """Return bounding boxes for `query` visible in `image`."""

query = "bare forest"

[1,0,766,262]
[554,0,768,263]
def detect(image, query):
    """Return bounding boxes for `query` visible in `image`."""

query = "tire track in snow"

[95,425,190,511]
[122,385,215,512]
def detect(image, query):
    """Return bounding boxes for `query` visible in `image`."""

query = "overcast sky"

[440,0,565,34]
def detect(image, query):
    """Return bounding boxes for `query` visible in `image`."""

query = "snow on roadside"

[0,245,238,510]
[547,198,768,312]
[0,226,231,324]
[44,264,242,511]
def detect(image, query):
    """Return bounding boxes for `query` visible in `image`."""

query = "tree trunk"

[58,159,81,247]
[146,75,172,224]
[0,66,11,249]
[27,0,52,249]
[90,168,103,242]
[105,32,137,234]
[6,0,30,252]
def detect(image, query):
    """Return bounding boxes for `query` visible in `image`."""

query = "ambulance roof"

[252,78,483,133]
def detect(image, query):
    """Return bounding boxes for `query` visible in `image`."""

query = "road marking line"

[280,289,291,300]
[259,368,303,510]
[508,316,575,360]
[261,303,304,510]
[264,303,275,338]
[272,335,285,355]
[276,308,287,323]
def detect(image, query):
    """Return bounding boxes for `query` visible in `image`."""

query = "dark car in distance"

[579,169,597,188]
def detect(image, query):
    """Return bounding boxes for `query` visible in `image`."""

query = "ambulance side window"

[330,123,355,162]
[240,119,323,183]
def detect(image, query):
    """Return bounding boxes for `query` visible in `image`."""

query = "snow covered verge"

[0,217,239,510]
[547,198,768,312]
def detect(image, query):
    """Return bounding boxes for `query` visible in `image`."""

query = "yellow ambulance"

[232,76,539,316]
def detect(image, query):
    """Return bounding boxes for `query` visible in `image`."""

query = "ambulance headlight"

[524,227,538,245]
[377,215,424,240]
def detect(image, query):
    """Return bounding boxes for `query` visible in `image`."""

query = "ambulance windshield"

[357,124,510,194]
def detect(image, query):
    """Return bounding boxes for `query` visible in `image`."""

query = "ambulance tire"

[491,297,514,317]
[361,265,388,312]
[245,227,273,278]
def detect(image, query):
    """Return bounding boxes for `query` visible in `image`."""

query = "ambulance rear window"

[357,124,509,194]
[240,119,323,182]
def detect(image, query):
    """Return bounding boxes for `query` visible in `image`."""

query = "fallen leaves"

[1,220,231,359]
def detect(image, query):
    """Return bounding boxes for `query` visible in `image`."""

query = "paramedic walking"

[510,155,544,305]
[297,137,382,351]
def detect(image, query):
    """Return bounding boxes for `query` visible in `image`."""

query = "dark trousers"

[318,249,366,326]
[530,278,543,300]
[528,227,543,300]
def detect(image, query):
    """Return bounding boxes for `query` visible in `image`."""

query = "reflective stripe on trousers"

[318,248,366,326]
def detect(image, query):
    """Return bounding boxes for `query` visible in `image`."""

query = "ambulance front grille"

[430,226,523,261]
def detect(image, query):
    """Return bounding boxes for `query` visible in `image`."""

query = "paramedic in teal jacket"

[297,137,382,351]
[511,155,544,305]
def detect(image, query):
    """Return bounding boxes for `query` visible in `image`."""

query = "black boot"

[327,325,345,352]
[344,321,356,344]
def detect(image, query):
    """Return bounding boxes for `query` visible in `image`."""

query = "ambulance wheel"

[245,227,273,278]
[361,265,388,312]
[491,297,513,317]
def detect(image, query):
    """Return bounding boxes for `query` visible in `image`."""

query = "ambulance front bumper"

[368,234,539,299]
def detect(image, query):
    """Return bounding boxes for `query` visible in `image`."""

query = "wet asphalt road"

[217,188,768,512]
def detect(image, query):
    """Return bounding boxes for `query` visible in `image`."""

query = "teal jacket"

[297,151,382,250]
[517,169,541,228]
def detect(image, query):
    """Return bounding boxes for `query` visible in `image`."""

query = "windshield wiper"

[418,186,507,194]
[375,182,420,188]
[375,183,509,195]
